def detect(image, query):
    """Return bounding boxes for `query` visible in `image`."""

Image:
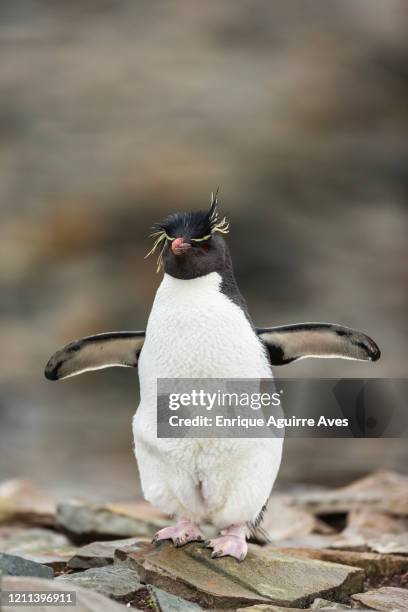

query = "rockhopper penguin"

[45,192,381,561]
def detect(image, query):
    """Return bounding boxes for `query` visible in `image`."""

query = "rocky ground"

[0,471,407,611]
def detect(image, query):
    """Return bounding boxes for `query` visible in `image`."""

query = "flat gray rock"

[1,575,136,611]
[310,599,347,608]
[334,529,408,555]
[235,605,350,612]
[150,586,204,611]
[57,565,147,604]
[293,471,408,516]
[236,601,363,611]
[272,534,338,550]
[352,586,408,610]
[12,548,77,572]
[236,606,307,612]
[368,532,408,555]
[347,508,408,534]
[0,552,54,578]
[119,541,364,609]
[278,500,408,555]
[68,537,148,569]
[332,508,408,555]
[273,546,408,579]
[0,526,75,570]
[0,526,69,553]
[57,499,169,543]
[255,494,333,544]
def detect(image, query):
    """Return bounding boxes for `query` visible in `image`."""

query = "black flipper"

[44,331,145,380]
[256,323,380,365]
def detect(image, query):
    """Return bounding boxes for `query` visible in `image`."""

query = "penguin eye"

[201,243,210,252]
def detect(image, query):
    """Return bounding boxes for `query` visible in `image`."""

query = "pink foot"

[205,524,248,561]
[152,519,205,547]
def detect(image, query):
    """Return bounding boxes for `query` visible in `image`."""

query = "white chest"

[138,272,272,386]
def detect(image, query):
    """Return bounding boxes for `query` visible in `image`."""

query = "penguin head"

[146,191,231,279]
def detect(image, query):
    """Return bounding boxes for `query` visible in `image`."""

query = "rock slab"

[1,575,135,611]
[352,586,408,610]
[149,586,204,611]
[67,537,148,569]
[57,499,169,542]
[57,565,147,604]
[0,526,75,570]
[120,541,364,609]
[0,552,54,579]
[257,494,333,543]
[294,471,408,516]
[274,546,408,579]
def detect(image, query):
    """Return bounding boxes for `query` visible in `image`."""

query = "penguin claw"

[152,521,205,547]
[205,533,248,561]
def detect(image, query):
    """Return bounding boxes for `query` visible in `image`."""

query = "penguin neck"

[160,271,221,292]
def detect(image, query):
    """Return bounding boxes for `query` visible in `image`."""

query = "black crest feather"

[156,189,226,239]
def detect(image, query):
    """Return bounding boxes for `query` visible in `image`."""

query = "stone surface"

[310,599,350,609]
[368,532,408,555]
[0,479,56,526]
[68,536,148,569]
[278,531,408,557]
[120,541,364,609]
[0,526,69,553]
[150,586,204,611]
[333,508,408,554]
[256,495,333,543]
[293,471,408,516]
[1,575,135,611]
[0,526,75,570]
[352,586,408,610]
[0,552,54,578]
[271,534,338,550]
[334,529,408,555]
[347,508,408,533]
[277,502,408,555]
[57,499,169,542]
[57,565,147,604]
[236,604,362,611]
[274,546,408,578]
[13,549,77,572]
[236,604,352,612]
[236,606,306,612]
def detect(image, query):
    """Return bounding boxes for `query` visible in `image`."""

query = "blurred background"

[1,0,407,501]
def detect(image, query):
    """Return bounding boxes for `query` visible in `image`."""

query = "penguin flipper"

[44,331,145,380]
[256,323,380,365]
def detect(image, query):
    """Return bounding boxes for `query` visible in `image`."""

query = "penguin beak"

[172,237,192,256]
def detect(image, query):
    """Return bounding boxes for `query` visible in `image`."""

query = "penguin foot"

[152,519,205,547]
[205,524,248,561]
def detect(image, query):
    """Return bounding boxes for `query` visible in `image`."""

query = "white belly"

[133,272,283,526]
